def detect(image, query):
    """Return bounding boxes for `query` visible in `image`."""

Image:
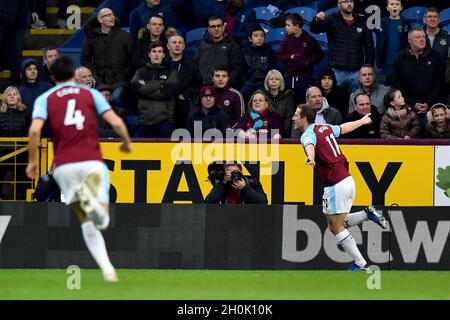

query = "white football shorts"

[53,160,110,205]
[322,175,355,215]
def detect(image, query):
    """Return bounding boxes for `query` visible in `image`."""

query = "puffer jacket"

[310,12,375,71]
[380,106,421,139]
[0,108,28,137]
[81,17,134,89]
[131,61,178,125]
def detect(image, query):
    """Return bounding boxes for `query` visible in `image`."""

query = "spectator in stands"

[349,64,390,115]
[166,34,200,130]
[423,7,450,61]
[32,0,68,29]
[189,0,221,29]
[375,0,408,85]
[342,92,381,138]
[75,66,96,88]
[425,103,450,138]
[129,0,180,41]
[133,14,166,70]
[0,86,27,137]
[234,90,285,139]
[446,57,450,104]
[192,16,243,88]
[97,84,128,138]
[311,0,375,93]
[41,47,59,86]
[380,87,421,139]
[262,69,295,137]
[213,0,257,47]
[241,25,277,103]
[392,27,445,128]
[131,40,178,138]
[81,8,134,109]
[212,66,245,123]
[292,86,342,138]
[186,85,231,136]
[277,13,323,104]
[318,68,350,117]
[0,0,38,85]
[18,58,52,123]
[205,161,268,204]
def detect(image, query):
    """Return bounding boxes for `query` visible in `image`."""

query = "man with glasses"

[423,7,450,60]
[81,8,133,110]
[311,0,375,93]
[193,16,243,88]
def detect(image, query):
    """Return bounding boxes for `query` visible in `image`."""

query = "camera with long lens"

[230,170,244,181]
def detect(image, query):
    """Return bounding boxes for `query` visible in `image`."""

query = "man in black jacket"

[205,162,268,204]
[342,92,381,138]
[311,0,375,93]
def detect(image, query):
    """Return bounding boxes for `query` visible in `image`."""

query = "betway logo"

[282,206,450,265]
[0,216,11,244]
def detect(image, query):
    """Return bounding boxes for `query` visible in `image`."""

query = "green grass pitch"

[0,269,449,300]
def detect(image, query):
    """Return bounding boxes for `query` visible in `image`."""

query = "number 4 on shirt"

[64,99,85,130]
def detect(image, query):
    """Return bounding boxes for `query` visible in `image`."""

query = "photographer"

[205,161,268,204]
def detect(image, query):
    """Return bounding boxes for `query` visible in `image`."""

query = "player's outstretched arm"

[304,144,316,166]
[102,110,132,153]
[340,113,372,135]
[26,119,45,179]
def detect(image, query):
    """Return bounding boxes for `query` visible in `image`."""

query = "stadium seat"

[265,28,286,51]
[286,7,317,26]
[253,6,277,29]
[443,23,450,34]
[441,8,450,25]
[324,7,339,16]
[184,27,207,61]
[299,1,318,11]
[401,6,426,28]
[310,32,328,53]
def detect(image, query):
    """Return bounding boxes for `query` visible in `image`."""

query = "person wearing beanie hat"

[186,85,231,137]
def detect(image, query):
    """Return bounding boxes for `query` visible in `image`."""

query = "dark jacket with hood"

[18,59,53,122]
[318,68,350,117]
[130,60,178,125]
[192,35,243,87]
[81,17,134,89]
[310,12,375,71]
[391,45,445,107]
[186,105,231,136]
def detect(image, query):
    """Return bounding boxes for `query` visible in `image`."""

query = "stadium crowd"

[0,0,449,141]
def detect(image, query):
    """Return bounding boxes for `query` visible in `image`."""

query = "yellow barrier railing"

[0,138,47,201]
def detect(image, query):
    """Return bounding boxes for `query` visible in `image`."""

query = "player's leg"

[323,177,367,269]
[71,202,117,282]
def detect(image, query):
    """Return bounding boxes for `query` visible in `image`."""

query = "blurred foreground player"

[293,104,388,270]
[26,56,132,282]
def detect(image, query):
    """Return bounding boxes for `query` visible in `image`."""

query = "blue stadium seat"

[324,6,339,16]
[299,1,318,11]
[253,6,277,29]
[58,48,81,67]
[401,6,426,28]
[286,7,317,26]
[265,28,286,51]
[441,8,450,25]
[184,27,207,60]
[310,32,328,53]
[443,23,450,34]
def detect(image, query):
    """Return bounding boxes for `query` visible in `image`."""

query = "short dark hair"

[385,0,403,5]
[354,92,370,106]
[299,104,316,124]
[148,40,165,52]
[249,24,265,37]
[50,55,74,82]
[43,46,59,57]
[285,13,304,28]
[208,16,223,26]
[212,65,229,76]
[148,14,164,24]
[424,7,440,16]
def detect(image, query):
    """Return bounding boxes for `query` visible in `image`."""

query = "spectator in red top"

[277,13,323,105]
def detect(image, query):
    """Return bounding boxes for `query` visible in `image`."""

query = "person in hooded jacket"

[81,8,134,109]
[18,58,52,125]
[318,67,350,117]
